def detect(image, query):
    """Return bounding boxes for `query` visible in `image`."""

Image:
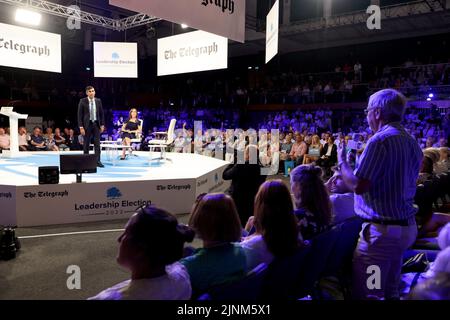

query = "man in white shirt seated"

[0,127,10,151]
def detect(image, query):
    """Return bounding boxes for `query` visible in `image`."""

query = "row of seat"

[198,217,363,301]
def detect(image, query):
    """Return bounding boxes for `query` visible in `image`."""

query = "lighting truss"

[0,0,161,31]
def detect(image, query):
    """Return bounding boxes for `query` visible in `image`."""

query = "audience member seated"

[289,133,308,167]
[180,193,247,297]
[222,145,267,225]
[435,147,449,174]
[89,205,194,300]
[18,126,29,151]
[66,128,82,150]
[404,223,450,298]
[54,128,69,151]
[0,127,10,151]
[303,134,322,164]
[120,108,142,160]
[29,126,48,151]
[290,164,333,240]
[325,170,356,224]
[317,136,338,170]
[417,154,434,185]
[240,180,301,271]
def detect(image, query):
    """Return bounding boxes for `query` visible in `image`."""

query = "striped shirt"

[354,122,423,221]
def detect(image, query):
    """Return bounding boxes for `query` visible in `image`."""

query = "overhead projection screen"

[265,0,279,64]
[0,22,61,73]
[94,42,138,78]
[109,0,246,43]
[157,30,228,76]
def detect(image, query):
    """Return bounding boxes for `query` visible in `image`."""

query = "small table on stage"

[100,141,133,166]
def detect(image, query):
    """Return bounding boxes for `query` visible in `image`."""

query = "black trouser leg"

[83,125,92,155]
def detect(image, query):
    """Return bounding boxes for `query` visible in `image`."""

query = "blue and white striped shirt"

[354,122,423,221]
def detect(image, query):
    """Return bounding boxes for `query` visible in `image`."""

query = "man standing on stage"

[78,86,105,167]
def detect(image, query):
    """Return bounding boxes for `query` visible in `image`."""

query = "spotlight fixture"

[181,24,188,29]
[15,8,42,26]
[428,93,434,98]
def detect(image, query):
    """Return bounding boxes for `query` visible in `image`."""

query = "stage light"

[428,93,434,98]
[427,98,431,101]
[248,66,252,70]
[15,8,42,26]
[85,67,91,71]
[181,24,188,29]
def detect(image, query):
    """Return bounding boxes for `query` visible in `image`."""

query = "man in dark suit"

[78,86,105,167]
[317,135,338,169]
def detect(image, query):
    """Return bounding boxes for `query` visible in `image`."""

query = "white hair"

[368,89,407,121]
[438,223,450,250]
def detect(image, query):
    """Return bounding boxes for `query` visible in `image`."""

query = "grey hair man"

[338,89,423,300]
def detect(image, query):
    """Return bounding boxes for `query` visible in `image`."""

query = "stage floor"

[0,151,231,185]
[0,151,231,226]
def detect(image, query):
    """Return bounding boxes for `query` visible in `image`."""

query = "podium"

[0,107,28,158]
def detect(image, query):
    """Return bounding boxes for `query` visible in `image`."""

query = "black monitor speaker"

[59,154,97,183]
[38,166,60,185]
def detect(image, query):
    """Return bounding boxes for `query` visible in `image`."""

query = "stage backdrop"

[94,42,138,78]
[109,0,245,43]
[157,30,228,76]
[0,22,61,73]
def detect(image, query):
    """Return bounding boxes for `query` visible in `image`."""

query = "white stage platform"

[0,151,231,227]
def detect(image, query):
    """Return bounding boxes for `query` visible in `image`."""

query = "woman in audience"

[417,155,434,185]
[290,164,333,240]
[435,147,449,174]
[89,205,194,300]
[120,108,142,160]
[303,134,323,164]
[181,193,247,296]
[240,180,301,271]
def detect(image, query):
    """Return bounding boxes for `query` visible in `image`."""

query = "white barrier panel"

[0,162,230,227]
[0,22,61,73]
[94,42,138,78]
[265,0,279,64]
[109,0,245,43]
[158,30,228,76]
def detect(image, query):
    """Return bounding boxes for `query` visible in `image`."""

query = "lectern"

[0,107,28,158]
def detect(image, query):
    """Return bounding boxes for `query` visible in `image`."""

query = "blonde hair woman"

[303,134,323,164]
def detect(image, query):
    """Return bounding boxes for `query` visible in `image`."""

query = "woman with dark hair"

[181,193,247,295]
[89,205,194,300]
[120,108,142,160]
[241,180,301,271]
[290,164,333,240]
[317,136,338,168]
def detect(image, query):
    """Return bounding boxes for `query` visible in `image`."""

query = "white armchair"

[148,118,176,161]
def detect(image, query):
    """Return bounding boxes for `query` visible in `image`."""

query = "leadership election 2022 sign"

[94,42,138,78]
[157,30,228,76]
[0,22,61,73]
[265,0,279,64]
[109,0,245,43]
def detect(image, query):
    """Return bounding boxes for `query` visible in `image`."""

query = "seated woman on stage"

[120,108,142,160]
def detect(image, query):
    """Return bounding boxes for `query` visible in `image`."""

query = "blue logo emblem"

[107,187,122,199]
[112,52,120,60]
